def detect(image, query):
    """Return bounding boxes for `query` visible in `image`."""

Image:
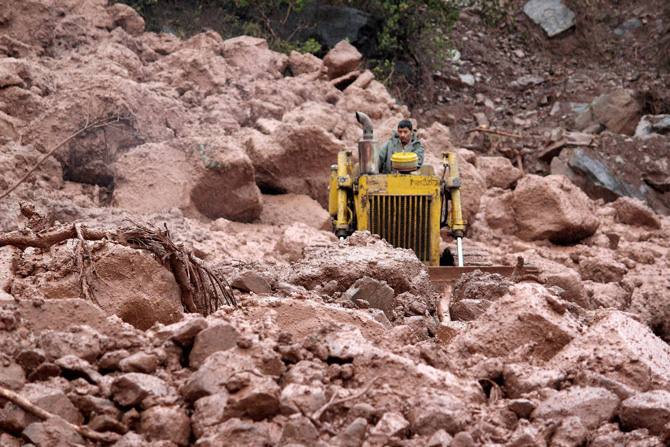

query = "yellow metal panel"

[328,168,339,218]
[355,174,442,266]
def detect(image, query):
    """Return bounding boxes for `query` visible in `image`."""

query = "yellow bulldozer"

[328,112,538,313]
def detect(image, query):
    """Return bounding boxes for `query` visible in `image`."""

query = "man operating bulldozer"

[378,119,425,174]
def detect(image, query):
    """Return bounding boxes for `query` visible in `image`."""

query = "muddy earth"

[1,0,670,446]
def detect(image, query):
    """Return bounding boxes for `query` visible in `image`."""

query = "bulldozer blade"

[429,265,541,323]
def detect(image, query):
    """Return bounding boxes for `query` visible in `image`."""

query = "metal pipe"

[355,112,373,136]
[335,151,351,238]
[356,112,379,175]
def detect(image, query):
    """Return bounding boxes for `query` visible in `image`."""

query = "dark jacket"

[378,130,425,174]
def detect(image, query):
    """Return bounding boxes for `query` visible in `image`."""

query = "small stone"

[459,74,475,87]
[119,351,159,374]
[509,399,537,419]
[533,386,620,429]
[161,315,208,347]
[370,412,410,437]
[111,373,174,408]
[139,405,191,446]
[99,350,130,372]
[451,431,475,447]
[28,362,61,382]
[16,349,45,374]
[340,417,368,447]
[0,361,25,391]
[23,416,85,447]
[231,270,272,294]
[551,416,588,447]
[428,429,453,447]
[189,322,240,369]
[280,415,319,444]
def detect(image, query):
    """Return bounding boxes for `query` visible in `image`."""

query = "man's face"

[397,127,412,145]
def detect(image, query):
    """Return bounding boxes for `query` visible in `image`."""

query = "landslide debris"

[1,0,670,446]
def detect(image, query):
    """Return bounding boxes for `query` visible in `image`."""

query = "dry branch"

[0,386,121,443]
[312,377,379,421]
[0,220,236,314]
[465,127,522,138]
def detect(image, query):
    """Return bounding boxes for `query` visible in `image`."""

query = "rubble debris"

[550,312,670,392]
[574,89,643,136]
[0,0,669,445]
[449,283,583,361]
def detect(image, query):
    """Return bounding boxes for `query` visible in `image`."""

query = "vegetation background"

[110,0,509,105]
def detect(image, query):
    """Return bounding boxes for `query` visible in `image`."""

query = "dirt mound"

[285,232,436,316]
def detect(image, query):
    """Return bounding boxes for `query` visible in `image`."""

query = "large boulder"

[624,269,670,342]
[259,193,330,231]
[86,243,183,330]
[112,142,193,215]
[523,0,575,37]
[282,101,350,138]
[512,174,600,243]
[24,72,176,189]
[221,36,288,80]
[421,122,456,156]
[237,297,388,342]
[449,283,583,361]
[619,390,670,435]
[323,326,483,404]
[549,311,670,392]
[187,139,263,222]
[147,33,231,97]
[612,196,662,229]
[244,124,346,207]
[533,387,620,429]
[274,222,338,262]
[574,88,642,135]
[475,156,523,190]
[323,40,362,79]
[288,50,323,76]
[113,141,262,222]
[106,3,145,36]
[480,188,518,234]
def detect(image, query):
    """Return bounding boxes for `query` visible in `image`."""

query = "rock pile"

[1,0,670,446]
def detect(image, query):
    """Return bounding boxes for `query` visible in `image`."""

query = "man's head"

[397,120,413,145]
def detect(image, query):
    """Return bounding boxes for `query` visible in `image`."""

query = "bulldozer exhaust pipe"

[355,112,379,175]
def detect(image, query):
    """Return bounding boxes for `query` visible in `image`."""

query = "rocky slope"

[1,0,670,446]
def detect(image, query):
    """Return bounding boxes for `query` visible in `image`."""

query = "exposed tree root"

[312,377,379,422]
[0,386,121,443]
[0,219,236,314]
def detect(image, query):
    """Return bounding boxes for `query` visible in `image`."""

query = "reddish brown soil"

[1,1,670,446]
